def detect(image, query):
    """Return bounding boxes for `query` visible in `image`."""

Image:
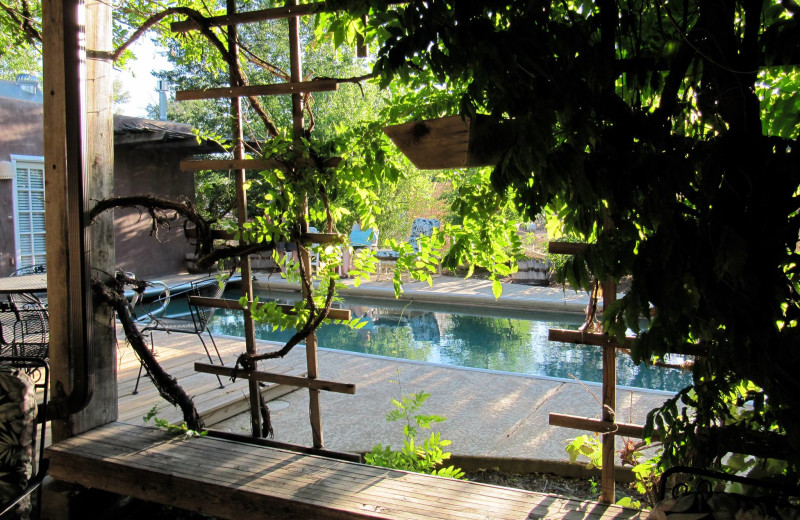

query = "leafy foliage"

[365,390,465,479]
[143,405,207,439]
[315,0,800,478]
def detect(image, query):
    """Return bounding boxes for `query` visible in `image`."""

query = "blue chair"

[375,218,439,280]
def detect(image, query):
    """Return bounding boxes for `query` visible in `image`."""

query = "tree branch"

[92,272,204,431]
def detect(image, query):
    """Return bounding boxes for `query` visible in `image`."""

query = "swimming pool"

[203,290,691,393]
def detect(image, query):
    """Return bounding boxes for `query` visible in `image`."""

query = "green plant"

[365,390,465,479]
[565,434,660,507]
[565,434,603,470]
[143,405,207,438]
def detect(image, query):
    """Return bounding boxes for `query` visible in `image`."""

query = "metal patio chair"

[136,277,227,393]
[0,301,48,360]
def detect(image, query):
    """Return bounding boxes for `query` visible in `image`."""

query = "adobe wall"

[112,147,195,279]
[0,97,45,276]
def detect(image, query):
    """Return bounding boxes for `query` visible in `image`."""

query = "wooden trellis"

[174,0,357,450]
[546,241,705,503]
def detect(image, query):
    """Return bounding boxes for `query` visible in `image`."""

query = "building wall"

[112,147,195,279]
[0,96,195,278]
[0,97,45,275]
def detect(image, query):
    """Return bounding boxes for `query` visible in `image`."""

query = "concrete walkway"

[206,273,674,475]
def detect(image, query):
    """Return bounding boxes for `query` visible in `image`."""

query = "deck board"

[47,422,647,520]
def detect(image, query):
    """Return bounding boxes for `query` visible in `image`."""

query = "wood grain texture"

[176,79,337,101]
[194,363,356,394]
[47,422,648,520]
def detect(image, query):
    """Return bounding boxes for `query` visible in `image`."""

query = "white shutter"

[12,157,47,268]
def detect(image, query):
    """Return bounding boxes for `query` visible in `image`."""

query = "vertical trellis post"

[287,0,324,449]
[226,0,263,438]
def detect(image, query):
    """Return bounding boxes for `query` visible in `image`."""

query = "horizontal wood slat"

[194,362,356,394]
[188,296,352,321]
[549,413,657,440]
[549,329,629,349]
[171,2,328,33]
[47,422,648,520]
[179,156,342,172]
[548,242,590,255]
[176,79,337,101]
[549,329,706,357]
[180,158,284,171]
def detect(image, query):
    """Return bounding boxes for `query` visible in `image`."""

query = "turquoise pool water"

[201,290,691,393]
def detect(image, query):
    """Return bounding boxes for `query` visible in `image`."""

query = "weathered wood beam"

[549,329,628,348]
[549,413,657,440]
[188,296,352,321]
[176,79,337,101]
[171,2,328,33]
[548,242,590,255]
[194,363,356,394]
[179,156,341,172]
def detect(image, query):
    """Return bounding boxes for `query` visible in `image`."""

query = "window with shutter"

[11,157,46,269]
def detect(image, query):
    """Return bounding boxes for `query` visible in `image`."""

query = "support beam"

[195,363,356,394]
[548,413,654,440]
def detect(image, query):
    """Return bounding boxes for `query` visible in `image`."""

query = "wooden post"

[600,278,618,503]
[288,0,324,449]
[73,0,118,433]
[227,0,262,438]
[45,0,114,440]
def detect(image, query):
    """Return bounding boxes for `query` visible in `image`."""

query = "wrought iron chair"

[0,357,49,520]
[137,277,227,393]
[0,302,48,360]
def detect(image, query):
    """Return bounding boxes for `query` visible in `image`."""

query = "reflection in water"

[207,292,692,393]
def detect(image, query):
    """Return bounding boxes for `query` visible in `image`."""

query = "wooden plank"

[179,156,341,172]
[549,329,627,348]
[176,79,338,101]
[601,278,617,504]
[183,227,342,245]
[42,0,71,440]
[47,422,649,520]
[383,116,469,169]
[82,0,119,432]
[194,362,356,394]
[548,242,590,255]
[171,2,328,33]
[180,158,285,171]
[548,413,655,439]
[382,115,504,169]
[549,329,707,357]
[188,296,352,321]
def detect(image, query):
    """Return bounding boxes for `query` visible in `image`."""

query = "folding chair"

[136,277,227,393]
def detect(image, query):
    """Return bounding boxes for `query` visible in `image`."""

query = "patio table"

[0,273,47,295]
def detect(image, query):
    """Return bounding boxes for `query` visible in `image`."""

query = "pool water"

[203,291,691,393]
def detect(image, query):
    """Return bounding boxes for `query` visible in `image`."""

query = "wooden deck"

[47,421,647,520]
[116,328,307,427]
